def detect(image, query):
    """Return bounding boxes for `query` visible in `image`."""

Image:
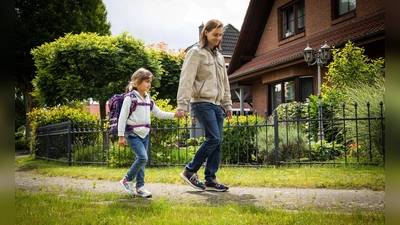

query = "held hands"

[174,109,186,118]
[118,136,127,147]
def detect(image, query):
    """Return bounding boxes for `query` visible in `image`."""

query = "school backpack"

[107,92,154,134]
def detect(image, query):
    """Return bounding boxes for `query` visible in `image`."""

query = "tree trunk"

[24,89,34,153]
[99,99,110,150]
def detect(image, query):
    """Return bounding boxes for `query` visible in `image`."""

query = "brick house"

[227,0,385,116]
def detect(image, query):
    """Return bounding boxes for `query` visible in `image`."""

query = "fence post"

[147,134,151,166]
[67,122,72,166]
[273,109,280,167]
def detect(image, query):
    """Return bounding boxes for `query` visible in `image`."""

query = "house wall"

[84,104,109,118]
[251,79,267,115]
[249,0,384,115]
[256,0,385,55]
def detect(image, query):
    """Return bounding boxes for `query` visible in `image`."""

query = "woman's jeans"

[186,102,224,181]
[124,133,149,188]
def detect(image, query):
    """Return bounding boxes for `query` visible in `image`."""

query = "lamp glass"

[320,42,331,61]
[303,44,314,63]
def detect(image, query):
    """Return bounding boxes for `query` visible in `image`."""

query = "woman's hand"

[225,110,232,120]
[175,109,187,118]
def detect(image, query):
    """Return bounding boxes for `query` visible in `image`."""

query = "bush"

[15,138,29,151]
[222,114,265,164]
[27,105,101,158]
[309,140,344,161]
[257,123,308,165]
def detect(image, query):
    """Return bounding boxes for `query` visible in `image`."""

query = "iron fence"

[34,101,385,167]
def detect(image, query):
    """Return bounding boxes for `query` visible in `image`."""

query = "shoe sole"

[135,193,153,198]
[205,187,229,192]
[135,190,153,198]
[180,172,205,190]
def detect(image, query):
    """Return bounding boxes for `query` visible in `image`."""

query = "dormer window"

[280,0,305,39]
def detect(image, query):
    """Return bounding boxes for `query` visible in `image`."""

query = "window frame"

[269,76,314,113]
[279,0,305,39]
[332,0,356,19]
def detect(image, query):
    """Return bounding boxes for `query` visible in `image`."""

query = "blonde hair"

[125,68,154,93]
[199,19,224,50]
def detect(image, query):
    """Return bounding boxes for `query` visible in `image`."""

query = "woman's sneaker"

[135,186,152,198]
[180,170,205,190]
[119,178,135,195]
[204,179,229,192]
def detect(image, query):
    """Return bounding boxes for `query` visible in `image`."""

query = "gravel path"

[15,165,384,213]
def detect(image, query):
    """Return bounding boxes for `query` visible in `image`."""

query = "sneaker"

[119,178,135,195]
[135,186,152,198]
[180,170,205,190]
[204,179,229,192]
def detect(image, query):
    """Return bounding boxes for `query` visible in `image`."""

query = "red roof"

[229,9,385,78]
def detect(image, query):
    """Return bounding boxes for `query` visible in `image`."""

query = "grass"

[15,155,385,191]
[15,155,385,224]
[15,188,384,225]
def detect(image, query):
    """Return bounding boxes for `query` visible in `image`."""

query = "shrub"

[257,123,308,165]
[15,138,29,151]
[222,114,265,164]
[27,105,101,158]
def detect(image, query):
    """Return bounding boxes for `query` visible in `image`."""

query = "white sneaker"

[135,186,152,198]
[119,178,135,196]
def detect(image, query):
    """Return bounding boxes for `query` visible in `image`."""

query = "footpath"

[15,155,384,213]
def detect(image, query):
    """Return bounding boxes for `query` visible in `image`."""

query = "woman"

[176,19,233,192]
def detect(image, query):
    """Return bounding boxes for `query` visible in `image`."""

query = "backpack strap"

[128,92,153,112]
[126,123,156,136]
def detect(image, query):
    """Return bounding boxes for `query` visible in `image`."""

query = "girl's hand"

[118,136,127,147]
[175,109,186,118]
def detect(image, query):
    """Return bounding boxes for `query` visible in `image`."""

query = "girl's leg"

[124,133,149,187]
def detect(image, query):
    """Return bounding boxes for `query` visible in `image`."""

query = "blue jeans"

[124,133,149,188]
[186,102,224,181]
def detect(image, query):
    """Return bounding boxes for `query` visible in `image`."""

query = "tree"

[15,0,111,137]
[31,32,161,122]
[321,40,385,102]
[147,42,186,106]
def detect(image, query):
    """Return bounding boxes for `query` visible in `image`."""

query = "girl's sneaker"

[135,186,152,198]
[119,178,135,196]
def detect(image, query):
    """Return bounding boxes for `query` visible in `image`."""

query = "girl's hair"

[199,19,223,50]
[125,68,154,93]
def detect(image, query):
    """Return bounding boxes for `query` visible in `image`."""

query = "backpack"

[107,92,154,134]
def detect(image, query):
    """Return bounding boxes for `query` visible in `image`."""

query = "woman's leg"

[185,103,222,175]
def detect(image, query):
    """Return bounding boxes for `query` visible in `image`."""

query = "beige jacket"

[177,45,232,112]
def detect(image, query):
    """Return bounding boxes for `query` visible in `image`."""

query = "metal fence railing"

[34,102,385,167]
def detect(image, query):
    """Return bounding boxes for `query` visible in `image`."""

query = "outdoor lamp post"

[303,41,331,141]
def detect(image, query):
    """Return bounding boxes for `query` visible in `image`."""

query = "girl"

[118,68,179,197]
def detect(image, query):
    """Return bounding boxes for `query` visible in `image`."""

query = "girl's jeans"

[185,102,224,181]
[124,133,149,188]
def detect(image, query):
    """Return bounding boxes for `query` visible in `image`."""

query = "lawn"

[15,156,385,225]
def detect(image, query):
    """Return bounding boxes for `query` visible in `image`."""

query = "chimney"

[198,22,204,36]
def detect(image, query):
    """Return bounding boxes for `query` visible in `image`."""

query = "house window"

[270,77,314,111]
[334,0,356,17]
[299,77,313,102]
[281,0,305,38]
[270,80,295,110]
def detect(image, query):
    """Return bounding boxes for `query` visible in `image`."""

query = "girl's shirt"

[118,90,174,138]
